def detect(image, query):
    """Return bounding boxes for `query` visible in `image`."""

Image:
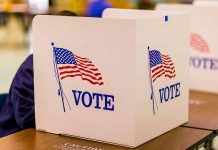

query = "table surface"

[184,90,218,131]
[0,128,213,150]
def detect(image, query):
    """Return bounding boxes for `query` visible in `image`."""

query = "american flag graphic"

[54,47,104,85]
[149,50,176,82]
[191,33,209,53]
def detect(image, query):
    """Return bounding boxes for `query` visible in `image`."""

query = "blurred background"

[0,0,193,93]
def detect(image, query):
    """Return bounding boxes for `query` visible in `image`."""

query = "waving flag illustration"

[51,42,104,112]
[149,49,176,82]
[191,33,209,53]
[148,47,176,115]
[53,44,104,85]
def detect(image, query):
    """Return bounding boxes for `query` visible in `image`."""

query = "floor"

[0,46,28,93]
[0,15,29,93]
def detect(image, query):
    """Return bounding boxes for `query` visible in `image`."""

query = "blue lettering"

[93,93,103,109]
[82,91,92,107]
[103,94,114,111]
[190,57,218,70]
[175,82,180,98]
[159,88,165,103]
[211,59,218,70]
[190,56,201,68]
[170,84,175,99]
[159,82,181,103]
[72,90,82,106]
[72,90,115,111]
[164,86,170,102]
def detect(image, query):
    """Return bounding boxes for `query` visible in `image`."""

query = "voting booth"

[157,4,218,93]
[33,9,189,148]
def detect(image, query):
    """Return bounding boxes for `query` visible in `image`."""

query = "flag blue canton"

[54,47,77,65]
[149,50,163,68]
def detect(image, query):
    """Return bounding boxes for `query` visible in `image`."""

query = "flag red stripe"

[75,57,93,64]
[151,63,176,82]
[152,67,175,79]
[151,64,174,73]
[165,74,176,79]
[164,69,175,74]
[163,62,174,66]
[77,64,99,71]
[59,66,103,80]
[76,59,93,65]
[60,71,103,81]
[59,69,102,77]
[151,65,163,73]
[152,68,165,79]
[58,65,99,72]
[161,54,170,57]
[76,66,100,75]
[162,56,171,60]
[74,55,90,61]
[61,74,103,85]
[163,60,172,64]
[162,65,174,70]
[191,33,209,52]
[77,61,95,68]
[153,72,165,82]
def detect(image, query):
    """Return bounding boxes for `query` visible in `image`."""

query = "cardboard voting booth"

[157,4,218,93]
[33,9,189,148]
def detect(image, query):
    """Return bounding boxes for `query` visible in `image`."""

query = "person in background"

[86,0,111,17]
[0,10,78,138]
[138,0,155,10]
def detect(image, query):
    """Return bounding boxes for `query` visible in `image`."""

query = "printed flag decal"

[149,49,176,82]
[191,33,209,53]
[53,44,104,85]
[51,42,104,112]
[148,47,176,115]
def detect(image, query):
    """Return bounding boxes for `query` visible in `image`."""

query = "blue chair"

[0,93,8,111]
